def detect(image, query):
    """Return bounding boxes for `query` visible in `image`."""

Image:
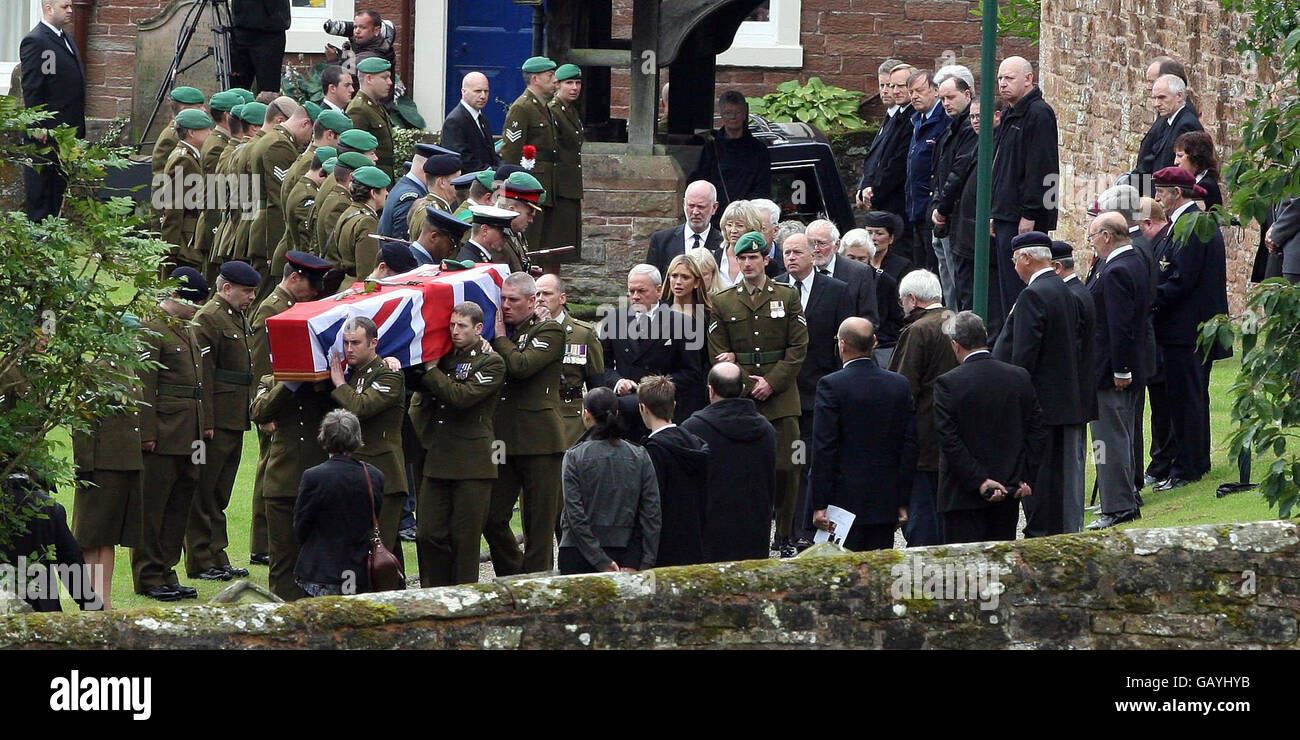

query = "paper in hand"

[813,505,856,547]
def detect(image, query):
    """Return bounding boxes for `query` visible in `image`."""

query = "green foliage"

[0,95,173,555]
[970,0,1041,44]
[282,61,425,130]
[746,77,869,135]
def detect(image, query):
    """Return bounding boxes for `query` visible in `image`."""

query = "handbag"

[361,461,406,592]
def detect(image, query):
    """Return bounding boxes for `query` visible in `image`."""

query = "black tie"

[478,114,492,143]
[818,268,831,277]
[796,280,805,298]
[691,233,701,252]
[59,31,75,58]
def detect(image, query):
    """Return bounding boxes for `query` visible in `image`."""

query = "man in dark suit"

[1150,167,1230,490]
[776,234,852,548]
[807,219,880,326]
[811,317,918,551]
[439,71,499,174]
[855,62,913,217]
[935,311,1045,543]
[993,232,1085,536]
[595,264,704,436]
[1134,74,1202,188]
[646,180,724,276]
[1085,213,1153,529]
[20,0,85,222]
[1049,239,1097,530]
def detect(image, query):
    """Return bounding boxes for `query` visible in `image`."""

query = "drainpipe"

[72,0,95,59]
[400,0,414,87]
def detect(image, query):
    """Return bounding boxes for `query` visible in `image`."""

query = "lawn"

[42,352,1286,611]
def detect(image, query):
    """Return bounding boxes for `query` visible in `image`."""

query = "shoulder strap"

[360,459,379,530]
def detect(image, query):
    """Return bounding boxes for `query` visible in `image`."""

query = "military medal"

[455,362,471,380]
[1159,257,1170,271]
[769,300,785,318]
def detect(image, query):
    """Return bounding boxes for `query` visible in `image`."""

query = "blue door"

[445,0,536,134]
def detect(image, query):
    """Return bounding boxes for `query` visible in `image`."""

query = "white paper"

[813,505,856,546]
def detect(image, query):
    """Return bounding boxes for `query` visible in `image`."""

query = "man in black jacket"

[811,317,917,551]
[20,0,85,222]
[990,57,1060,323]
[993,232,1084,536]
[1134,72,1202,190]
[646,181,724,276]
[856,62,914,218]
[930,68,978,306]
[440,71,499,174]
[230,0,290,94]
[687,91,771,224]
[638,376,709,567]
[1050,239,1097,531]
[1085,213,1152,529]
[807,219,879,326]
[682,363,776,563]
[935,311,1044,543]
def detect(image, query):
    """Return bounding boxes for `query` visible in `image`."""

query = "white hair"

[934,65,975,91]
[503,271,537,296]
[774,220,806,248]
[1157,73,1186,96]
[807,219,840,243]
[839,228,876,259]
[684,180,717,204]
[629,263,663,287]
[898,269,943,304]
[1015,245,1053,262]
[750,198,780,225]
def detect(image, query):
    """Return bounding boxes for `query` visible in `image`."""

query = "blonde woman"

[687,246,722,296]
[659,253,712,418]
[661,253,713,313]
[717,199,766,289]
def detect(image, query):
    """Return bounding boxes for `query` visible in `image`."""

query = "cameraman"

[327,10,397,104]
[230,0,290,95]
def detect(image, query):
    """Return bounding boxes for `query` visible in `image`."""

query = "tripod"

[135,0,233,153]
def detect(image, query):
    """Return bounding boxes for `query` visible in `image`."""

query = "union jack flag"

[266,263,510,381]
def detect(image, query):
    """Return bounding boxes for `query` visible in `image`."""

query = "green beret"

[303,101,322,122]
[339,128,379,151]
[229,104,245,120]
[314,146,338,166]
[352,165,392,189]
[357,57,392,74]
[336,151,372,170]
[733,231,768,256]
[170,86,205,105]
[238,101,267,125]
[506,171,544,192]
[521,56,557,74]
[474,169,495,191]
[555,64,582,81]
[321,157,338,174]
[317,109,353,134]
[440,259,476,271]
[227,88,254,104]
[208,91,240,112]
[174,108,213,130]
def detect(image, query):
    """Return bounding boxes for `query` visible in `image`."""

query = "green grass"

[43,353,1287,611]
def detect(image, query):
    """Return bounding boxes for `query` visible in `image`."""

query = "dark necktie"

[478,113,492,143]
[818,267,831,277]
[691,233,701,253]
[58,31,75,58]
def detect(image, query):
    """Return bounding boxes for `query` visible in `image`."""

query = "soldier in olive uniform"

[493,172,547,274]
[246,252,332,566]
[346,57,396,179]
[184,261,260,582]
[535,273,604,446]
[452,169,496,225]
[484,272,567,575]
[271,146,335,278]
[210,103,258,273]
[405,154,463,242]
[248,97,314,297]
[158,109,213,274]
[151,87,207,180]
[313,147,375,256]
[548,64,585,255]
[280,109,352,211]
[707,231,809,557]
[329,316,408,557]
[414,299,506,586]
[193,91,241,282]
[225,102,270,266]
[500,56,559,249]
[328,165,391,284]
[132,268,210,602]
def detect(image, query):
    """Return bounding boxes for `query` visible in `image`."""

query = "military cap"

[733,231,768,256]
[286,250,333,285]
[451,171,478,188]
[317,109,354,134]
[378,241,417,274]
[493,163,525,184]
[315,146,338,166]
[352,165,392,189]
[473,169,495,190]
[427,207,472,239]
[555,64,582,81]
[424,153,463,178]
[321,157,338,174]
[220,260,261,287]
[174,108,213,130]
[521,56,557,74]
[863,210,904,236]
[357,57,392,74]
[238,101,267,125]
[440,259,476,271]
[339,128,379,152]
[1010,231,1053,251]
[227,87,255,104]
[503,171,545,210]
[414,142,458,159]
[170,266,209,304]
[170,86,205,105]
[1153,166,1208,197]
[208,91,240,112]
[303,101,322,122]
[230,104,245,120]
[1050,240,1074,262]
[336,151,372,170]
[469,204,517,229]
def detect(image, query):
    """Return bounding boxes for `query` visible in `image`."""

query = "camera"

[323,18,396,43]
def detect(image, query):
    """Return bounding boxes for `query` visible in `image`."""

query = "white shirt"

[466,240,492,262]
[717,249,738,288]
[460,99,484,122]
[886,104,900,118]
[844,356,873,369]
[820,253,840,278]
[648,423,677,438]
[962,349,991,363]
[1169,200,1196,227]
[410,241,432,262]
[1063,272,1079,283]
[1166,105,1186,127]
[42,21,73,55]
[791,271,815,312]
[1106,244,1135,264]
[683,224,712,255]
[323,98,345,113]
[1027,266,1054,286]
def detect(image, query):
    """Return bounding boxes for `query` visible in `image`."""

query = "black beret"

[170,266,209,303]
[426,207,472,238]
[1010,231,1053,250]
[219,260,261,287]
[414,142,457,159]
[424,153,463,177]
[379,241,417,274]
[1050,240,1074,261]
[863,210,903,236]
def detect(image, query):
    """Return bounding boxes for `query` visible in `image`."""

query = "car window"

[771,163,827,223]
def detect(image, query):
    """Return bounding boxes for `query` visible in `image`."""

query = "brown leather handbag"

[361,462,406,592]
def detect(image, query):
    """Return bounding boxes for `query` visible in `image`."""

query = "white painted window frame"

[717,0,803,69]
[0,2,46,96]
[287,0,356,55]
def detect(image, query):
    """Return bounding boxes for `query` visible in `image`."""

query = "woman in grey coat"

[559,387,662,574]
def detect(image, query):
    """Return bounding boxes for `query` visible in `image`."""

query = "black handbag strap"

[359,458,379,532]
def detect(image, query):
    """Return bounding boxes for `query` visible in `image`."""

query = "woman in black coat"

[1175,130,1223,211]
[294,409,383,597]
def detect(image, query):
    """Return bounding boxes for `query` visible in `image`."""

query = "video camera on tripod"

[135,0,232,152]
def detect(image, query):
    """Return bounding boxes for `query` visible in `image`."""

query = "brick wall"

[608,0,1036,119]
[1040,0,1261,311]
